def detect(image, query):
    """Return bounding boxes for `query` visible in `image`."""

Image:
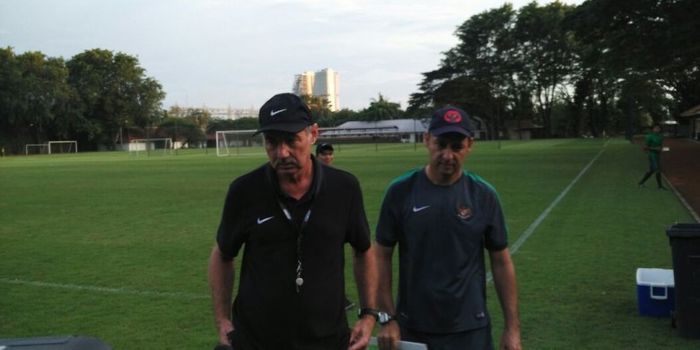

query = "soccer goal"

[129,138,173,156]
[48,140,78,154]
[25,143,48,155]
[215,130,263,156]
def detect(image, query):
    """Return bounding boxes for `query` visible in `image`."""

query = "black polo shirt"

[376,168,508,333]
[216,157,371,349]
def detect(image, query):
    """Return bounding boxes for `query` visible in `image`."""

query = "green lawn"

[0,139,696,349]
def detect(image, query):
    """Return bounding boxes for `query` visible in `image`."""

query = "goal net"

[48,140,78,154]
[215,130,264,156]
[129,138,173,156]
[25,143,48,155]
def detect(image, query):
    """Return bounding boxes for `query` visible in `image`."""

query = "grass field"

[1,138,697,349]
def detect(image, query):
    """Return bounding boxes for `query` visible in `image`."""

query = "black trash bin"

[667,223,700,339]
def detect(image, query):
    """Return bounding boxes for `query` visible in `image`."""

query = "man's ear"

[309,124,319,144]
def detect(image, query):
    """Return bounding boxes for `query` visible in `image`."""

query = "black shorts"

[400,324,493,350]
[229,328,350,350]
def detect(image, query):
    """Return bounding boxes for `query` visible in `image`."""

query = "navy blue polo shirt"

[376,168,508,333]
[216,158,371,348]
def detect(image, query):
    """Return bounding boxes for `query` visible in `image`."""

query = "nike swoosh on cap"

[270,108,287,117]
[257,216,274,224]
[412,205,430,213]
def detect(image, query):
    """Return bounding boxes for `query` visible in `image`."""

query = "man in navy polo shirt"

[375,106,521,350]
[208,93,377,349]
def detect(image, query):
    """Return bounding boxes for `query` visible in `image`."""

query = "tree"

[409,5,519,139]
[158,116,204,147]
[358,94,403,121]
[0,47,81,153]
[565,0,700,137]
[514,1,576,136]
[66,49,165,150]
[300,94,332,121]
[207,117,258,133]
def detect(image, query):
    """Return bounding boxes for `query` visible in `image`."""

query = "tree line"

[407,0,699,139]
[2,0,698,154]
[0,48,167,153]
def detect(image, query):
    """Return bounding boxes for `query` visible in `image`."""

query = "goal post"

[47,140,78,154]
[215,130,263,157]
[25,143,48,155]
[129,138,173,156]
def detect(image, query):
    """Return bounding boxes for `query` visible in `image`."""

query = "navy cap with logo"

[428,106,473,137]
[255,93,313,135]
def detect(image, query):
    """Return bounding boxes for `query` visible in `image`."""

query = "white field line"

[662,173,700,223]
[0,277,209,300]
[487,140,609,282]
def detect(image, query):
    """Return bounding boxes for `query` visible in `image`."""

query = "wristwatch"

[378,311,395,325]
[357,308,379,321]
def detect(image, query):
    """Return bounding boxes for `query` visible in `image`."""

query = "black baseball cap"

[255,93,313,135]
[428,106,473,137]
[315,143,334,155]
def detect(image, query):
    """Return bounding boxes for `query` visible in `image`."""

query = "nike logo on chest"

[256,216,274,224]
[412,205,430,213]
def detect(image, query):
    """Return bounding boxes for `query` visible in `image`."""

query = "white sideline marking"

[0,277,209,300]
[488,140,609,282]
[662,173,700,223]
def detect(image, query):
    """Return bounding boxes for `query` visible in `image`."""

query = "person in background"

[316,143,335,166]
[375,106,521,350]
[638,123,667,190]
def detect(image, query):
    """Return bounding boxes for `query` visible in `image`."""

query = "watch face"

[378,312,391,324]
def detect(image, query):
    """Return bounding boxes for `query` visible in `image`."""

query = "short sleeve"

[484,190,508,251]
[216,181,249,260]
[345,177,371,252]
[375,185,401,247]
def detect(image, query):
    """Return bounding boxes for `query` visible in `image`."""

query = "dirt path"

[662,138,700,222]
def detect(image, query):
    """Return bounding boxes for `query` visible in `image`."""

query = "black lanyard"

[277,201,312,293]
[267,159,323,293]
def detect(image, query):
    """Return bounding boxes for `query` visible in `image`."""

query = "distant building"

[293,71,315,96]
[173,106,258,120]
[319,119,428,143]
[319,116,487,143]
[292,68,340,111]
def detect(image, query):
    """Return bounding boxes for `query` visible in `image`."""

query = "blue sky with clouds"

[1,0,582,111]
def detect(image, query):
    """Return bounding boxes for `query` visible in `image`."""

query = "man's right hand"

[217,320,234,346]
[377,321,400,350]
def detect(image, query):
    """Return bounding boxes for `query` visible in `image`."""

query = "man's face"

[424,132,474,178]
[317,150,334,165]
[264,125,318,177]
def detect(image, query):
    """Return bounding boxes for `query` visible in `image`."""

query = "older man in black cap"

[208,93,377,349]
[375,106,521,350]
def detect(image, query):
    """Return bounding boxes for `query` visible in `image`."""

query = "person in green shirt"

[638,124,666,189]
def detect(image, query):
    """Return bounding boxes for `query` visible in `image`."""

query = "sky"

[1,0,583,111]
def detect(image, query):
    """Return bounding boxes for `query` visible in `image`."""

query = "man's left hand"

[348,316,375,350]
[500,328,522,350]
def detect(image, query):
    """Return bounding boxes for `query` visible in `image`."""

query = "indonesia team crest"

[443,110,462,123]
[457,205,472,219]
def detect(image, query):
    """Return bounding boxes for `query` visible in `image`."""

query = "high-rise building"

[292,68,340,111]
[293,71,315,96]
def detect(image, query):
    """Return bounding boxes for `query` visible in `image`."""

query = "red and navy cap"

[428,106,473,137]
[255,93,313,135]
